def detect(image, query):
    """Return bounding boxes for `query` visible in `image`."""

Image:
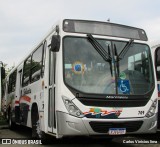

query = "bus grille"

[89,121,143,133]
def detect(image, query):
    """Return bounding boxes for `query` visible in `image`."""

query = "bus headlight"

[145,99,157,118]
[62,96,84,118]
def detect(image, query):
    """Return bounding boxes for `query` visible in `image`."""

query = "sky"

[0,0,160,68]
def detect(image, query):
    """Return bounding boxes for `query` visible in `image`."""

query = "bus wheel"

[31,105,46,142]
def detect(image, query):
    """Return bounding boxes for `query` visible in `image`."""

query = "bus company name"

[23,88,31,95]
[106,95,128,99]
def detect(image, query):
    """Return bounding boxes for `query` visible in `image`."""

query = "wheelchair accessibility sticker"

[118,80,130,94]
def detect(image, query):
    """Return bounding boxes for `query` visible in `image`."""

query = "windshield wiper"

[113,39,134,77]
[118,39,134,60]
[108,45,113,76]
[114,44,120,76]
[87,34,112,62]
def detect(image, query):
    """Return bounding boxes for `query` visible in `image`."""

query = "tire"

[31,105,47,144]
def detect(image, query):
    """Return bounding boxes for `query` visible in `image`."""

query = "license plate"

[109,128,126,135]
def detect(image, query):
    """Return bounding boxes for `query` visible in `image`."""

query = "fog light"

[68,122,76,129]
[150,121,157,129]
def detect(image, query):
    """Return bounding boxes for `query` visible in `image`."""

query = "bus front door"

[48,49,56,133]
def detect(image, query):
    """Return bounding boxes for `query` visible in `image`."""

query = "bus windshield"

[63,36,154,95]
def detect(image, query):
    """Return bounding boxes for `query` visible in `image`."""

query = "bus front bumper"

[57,111,157,138]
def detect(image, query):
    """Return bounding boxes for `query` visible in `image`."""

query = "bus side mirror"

[50,35,60,52]
[1,67,5,79]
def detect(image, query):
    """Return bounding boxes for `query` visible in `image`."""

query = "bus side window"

[31,44,43,83]
[155,47,160,80]
[22,56,31,87]
[8,70,17,93]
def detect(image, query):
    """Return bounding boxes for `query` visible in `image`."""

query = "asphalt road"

[0,125,160,146]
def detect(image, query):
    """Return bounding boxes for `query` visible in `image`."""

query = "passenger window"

[23,56,31,87]
[31,44,43,82]
[8,70,17,93]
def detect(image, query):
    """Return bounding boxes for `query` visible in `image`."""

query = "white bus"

[5,19,157,139]
[151,42,160,129]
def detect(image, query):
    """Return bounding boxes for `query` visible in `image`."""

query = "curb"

[0,125,9,129]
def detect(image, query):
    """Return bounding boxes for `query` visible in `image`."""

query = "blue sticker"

[118,80,130,94]
[72,61,84,74]
[74,64,82,72]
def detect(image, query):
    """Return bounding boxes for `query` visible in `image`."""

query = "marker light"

[145,99,157,118]
[62,96,84,118]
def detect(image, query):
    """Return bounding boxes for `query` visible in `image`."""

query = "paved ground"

[0,125,160,146]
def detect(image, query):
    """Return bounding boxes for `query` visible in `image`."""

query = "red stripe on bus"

[20,96,31,103]
[15,100,19,104]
